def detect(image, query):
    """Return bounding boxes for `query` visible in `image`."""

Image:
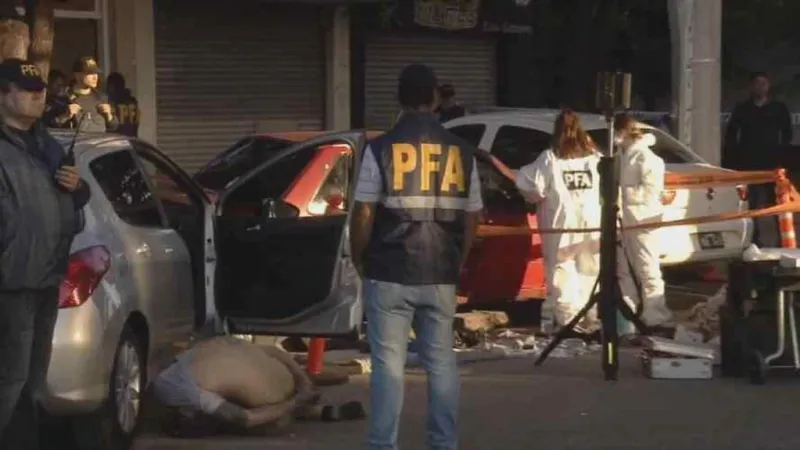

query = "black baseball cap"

[399,64,438,92]
[0,59,47,91]
[72,56,100,74]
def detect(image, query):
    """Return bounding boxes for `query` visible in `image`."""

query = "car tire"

[71,325,147,450]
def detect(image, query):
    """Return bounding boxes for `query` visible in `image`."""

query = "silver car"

[43,130,365,448]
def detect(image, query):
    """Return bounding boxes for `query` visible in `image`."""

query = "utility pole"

[668,0,722,166]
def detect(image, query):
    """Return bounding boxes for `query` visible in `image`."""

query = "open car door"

[205,131,367,337]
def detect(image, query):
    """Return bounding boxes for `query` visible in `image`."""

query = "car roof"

[49,129,130,155]
[257,130,384,142]
[446,108,659,132]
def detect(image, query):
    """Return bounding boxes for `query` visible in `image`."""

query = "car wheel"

[71,325,147,450]
[110,326,146,442]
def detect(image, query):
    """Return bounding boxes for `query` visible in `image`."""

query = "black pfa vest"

[364,113,476,285]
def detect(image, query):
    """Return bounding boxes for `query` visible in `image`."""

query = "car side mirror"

[261,198,300,219]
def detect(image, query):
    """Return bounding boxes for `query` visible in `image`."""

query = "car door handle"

[136,244,150,255]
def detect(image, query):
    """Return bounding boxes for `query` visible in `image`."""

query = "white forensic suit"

[516,150,602,327]
[617,133,673,327]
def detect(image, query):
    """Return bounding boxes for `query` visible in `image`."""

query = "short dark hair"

[398,64,438,109]
[750,71,769,82]
[106,72,126,90]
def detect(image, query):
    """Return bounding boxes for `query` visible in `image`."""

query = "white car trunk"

[660,163,749,264]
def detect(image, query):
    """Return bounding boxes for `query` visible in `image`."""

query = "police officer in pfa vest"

[106,72,140,137]
[350,64,483,450]
[53,57,118,133]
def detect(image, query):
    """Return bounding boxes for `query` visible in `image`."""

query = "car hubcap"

[114,340,141,434]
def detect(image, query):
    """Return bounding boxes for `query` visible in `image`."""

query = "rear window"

[194,137,293,190]
[448,124,486,148]
[586,127,702,164]
[490,125,551,169]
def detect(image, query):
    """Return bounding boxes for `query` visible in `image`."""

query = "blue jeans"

[364,279,459,450]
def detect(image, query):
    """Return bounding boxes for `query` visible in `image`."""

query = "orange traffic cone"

[306,337,326,376]
[306,337,350,386]
[775,169,797,249]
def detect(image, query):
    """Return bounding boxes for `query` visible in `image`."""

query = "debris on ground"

[453,310,511,348]
[327,328,600,375]
[671,284,727,361]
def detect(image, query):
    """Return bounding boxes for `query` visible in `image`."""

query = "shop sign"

[367,0,533,34]
[412,0,480,31]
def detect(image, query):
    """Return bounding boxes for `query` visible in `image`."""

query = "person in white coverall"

[516,110,603,330]
[614,113,674,329]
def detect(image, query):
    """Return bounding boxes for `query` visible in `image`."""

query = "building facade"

[350,0,534,130]
[107,0,353,171]
[43,0,532,171]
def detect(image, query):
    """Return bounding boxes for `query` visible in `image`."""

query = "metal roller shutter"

[154,1,325,172]
[364,33,497,130]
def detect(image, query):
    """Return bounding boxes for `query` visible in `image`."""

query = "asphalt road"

[134,348,800,450]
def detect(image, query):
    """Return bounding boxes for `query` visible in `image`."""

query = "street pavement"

[134,347,800,450]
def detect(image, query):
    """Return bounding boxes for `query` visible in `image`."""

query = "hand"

[295,384,321,408]
[67,103,81,117]
[97,103,112,117]
[55,166,81,192]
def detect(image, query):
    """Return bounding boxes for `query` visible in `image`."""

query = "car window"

[194,136,295,190]
[586,128,701,164]
[490,125,551,169]
[475,154,526,213]
[136,147,203,222]
[226,144,319,206]
[308,151,352,216]
[448,124,486,148]
[89,150,164,228]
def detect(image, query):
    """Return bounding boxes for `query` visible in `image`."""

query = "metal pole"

[599,113,620,381]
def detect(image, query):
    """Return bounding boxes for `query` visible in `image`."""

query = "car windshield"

[586,127,704,164]
[193,136,293,190]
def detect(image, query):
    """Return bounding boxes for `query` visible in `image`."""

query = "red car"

[192,131,545,307]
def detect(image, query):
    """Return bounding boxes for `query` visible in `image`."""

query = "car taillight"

[736,185,748,201]
[661,190,677,205]
[58,245,111,309]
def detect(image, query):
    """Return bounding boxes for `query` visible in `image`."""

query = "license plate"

[696,232,725,250]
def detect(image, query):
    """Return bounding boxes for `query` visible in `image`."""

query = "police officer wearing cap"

[350,64,483,450]
[52,56,118,133]
[0,59,90,449]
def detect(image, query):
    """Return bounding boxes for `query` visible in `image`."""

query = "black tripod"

[533,72,649,380]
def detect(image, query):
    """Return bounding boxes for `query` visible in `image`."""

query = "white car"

[42,130,365,449]
[444,109,753,264]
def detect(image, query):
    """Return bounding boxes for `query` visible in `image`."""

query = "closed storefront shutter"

[154,1,325,172]
[364,33,497,131]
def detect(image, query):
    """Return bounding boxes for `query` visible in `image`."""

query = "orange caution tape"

[664,169,776,188]
[478,168,800,237]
